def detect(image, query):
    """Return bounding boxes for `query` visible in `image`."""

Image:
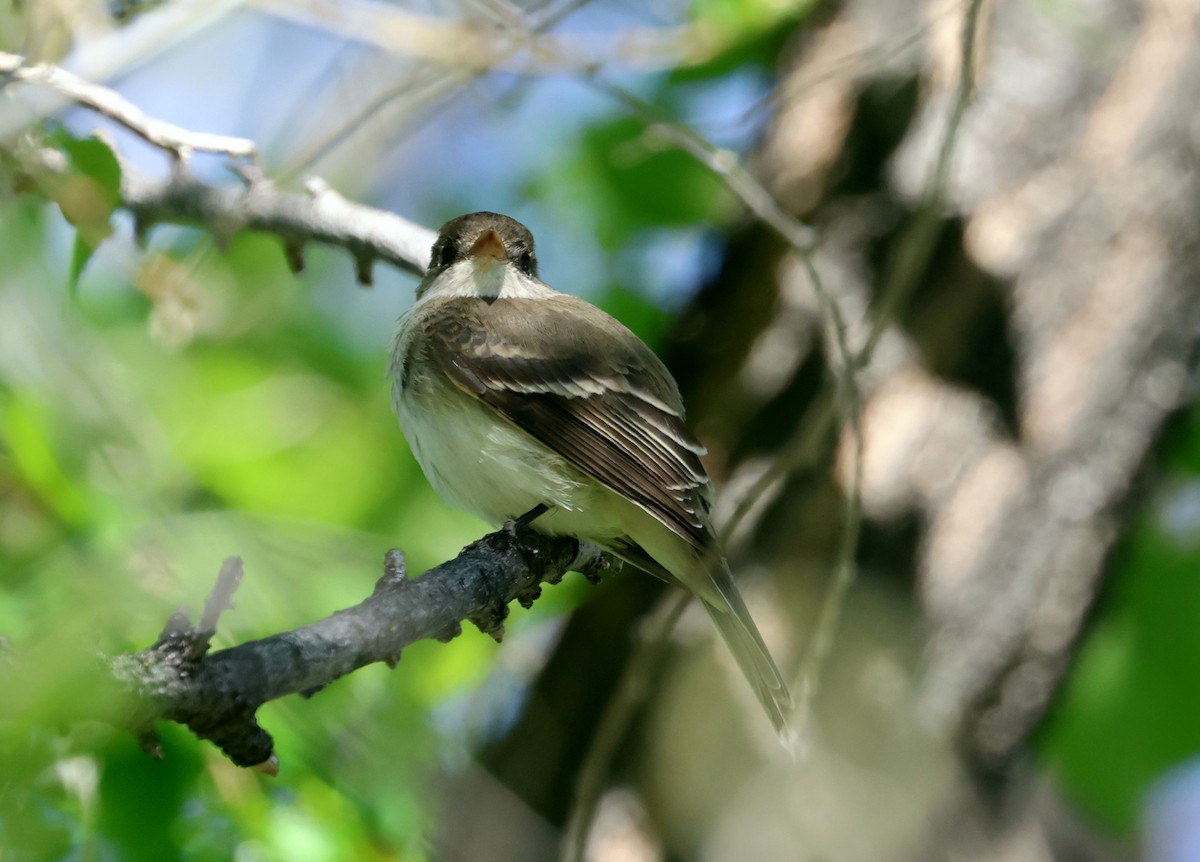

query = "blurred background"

[1,0,1199,860]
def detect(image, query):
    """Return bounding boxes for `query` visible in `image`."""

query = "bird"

[389,211,793,741]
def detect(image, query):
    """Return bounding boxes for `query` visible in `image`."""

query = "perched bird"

[390,211,793,740]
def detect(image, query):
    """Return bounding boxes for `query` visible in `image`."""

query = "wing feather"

[421,295,713,549]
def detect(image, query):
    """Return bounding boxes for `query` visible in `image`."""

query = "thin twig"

[278,65,464,182]
[199,557,245,633]
[791,403,864,738]
[277,0,594,182]
[247,0,799,75]
[930,0,985,202]
[591,78,818,254]
[0,51,258,161]
[790,0,984,732]
[859,0,985,364]
[590,75,865,722]
[3,51,437,277]
[775,0,987,738]
[721,385,838,547]
[589,79,860,394]
[554,79,868,851]
[0,0,247,142]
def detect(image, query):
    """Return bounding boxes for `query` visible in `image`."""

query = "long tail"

[609,539,795,746]
[699,561,795,747]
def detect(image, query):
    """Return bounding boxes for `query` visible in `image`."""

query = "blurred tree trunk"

[439,0,1200,858]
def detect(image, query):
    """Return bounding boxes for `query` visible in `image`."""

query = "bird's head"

[417,212,541,301]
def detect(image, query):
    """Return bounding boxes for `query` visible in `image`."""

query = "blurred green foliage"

[0,189,474,858]
[530,113,730,250]
[6,0,1189,857]
[0,33,764,856]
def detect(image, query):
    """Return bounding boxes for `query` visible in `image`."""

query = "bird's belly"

[396,385,619,535]
[395,379,710,597]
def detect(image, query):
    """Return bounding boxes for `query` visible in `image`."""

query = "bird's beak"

[469,229,508,263]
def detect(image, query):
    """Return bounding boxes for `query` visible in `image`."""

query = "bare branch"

[120,166,436,278]
[1,51,437,277]
[0,51,258,161]
[107,527,604,769]
[0,1,247,141]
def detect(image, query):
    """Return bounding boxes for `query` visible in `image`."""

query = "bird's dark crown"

[428,211,538,279]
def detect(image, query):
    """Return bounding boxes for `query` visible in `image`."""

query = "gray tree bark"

[445,0,1200,859]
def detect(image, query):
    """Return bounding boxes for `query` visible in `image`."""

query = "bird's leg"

[505,503,550,535]
[515,503,550,527]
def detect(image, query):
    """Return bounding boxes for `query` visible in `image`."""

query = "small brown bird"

[390,212,793,740]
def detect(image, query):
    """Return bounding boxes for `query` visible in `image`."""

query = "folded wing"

[421,294,713,551]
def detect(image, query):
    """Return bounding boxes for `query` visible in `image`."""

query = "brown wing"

[420,294,713,550]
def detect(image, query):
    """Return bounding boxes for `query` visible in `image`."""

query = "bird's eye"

[517,250,535,275]
[436,242,457,269]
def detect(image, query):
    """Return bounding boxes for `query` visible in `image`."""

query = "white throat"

[417,260,553,303]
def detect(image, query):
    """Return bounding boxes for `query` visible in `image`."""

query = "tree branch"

[108,526,604,770]
[1,50,437,280]
[0,50,258,160]
[0,50,610,771]
[120,167,436,281]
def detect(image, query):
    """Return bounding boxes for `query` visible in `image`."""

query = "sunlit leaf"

[50,129,122,211]
[39,130,123,295]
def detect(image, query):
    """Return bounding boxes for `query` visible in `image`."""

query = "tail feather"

[700,561,795,747]
[608,537,795,747]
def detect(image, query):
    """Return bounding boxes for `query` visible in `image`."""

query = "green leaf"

[672,0,813,81]
[690,0,806,31]
[44,129,123,294]
[68,231,95,298]
[535,114,729,250]
[597,283,672,346]
[50,128,123,209]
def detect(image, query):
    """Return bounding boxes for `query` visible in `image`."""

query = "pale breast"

[391,301,644,543]
[394,363,602,527]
